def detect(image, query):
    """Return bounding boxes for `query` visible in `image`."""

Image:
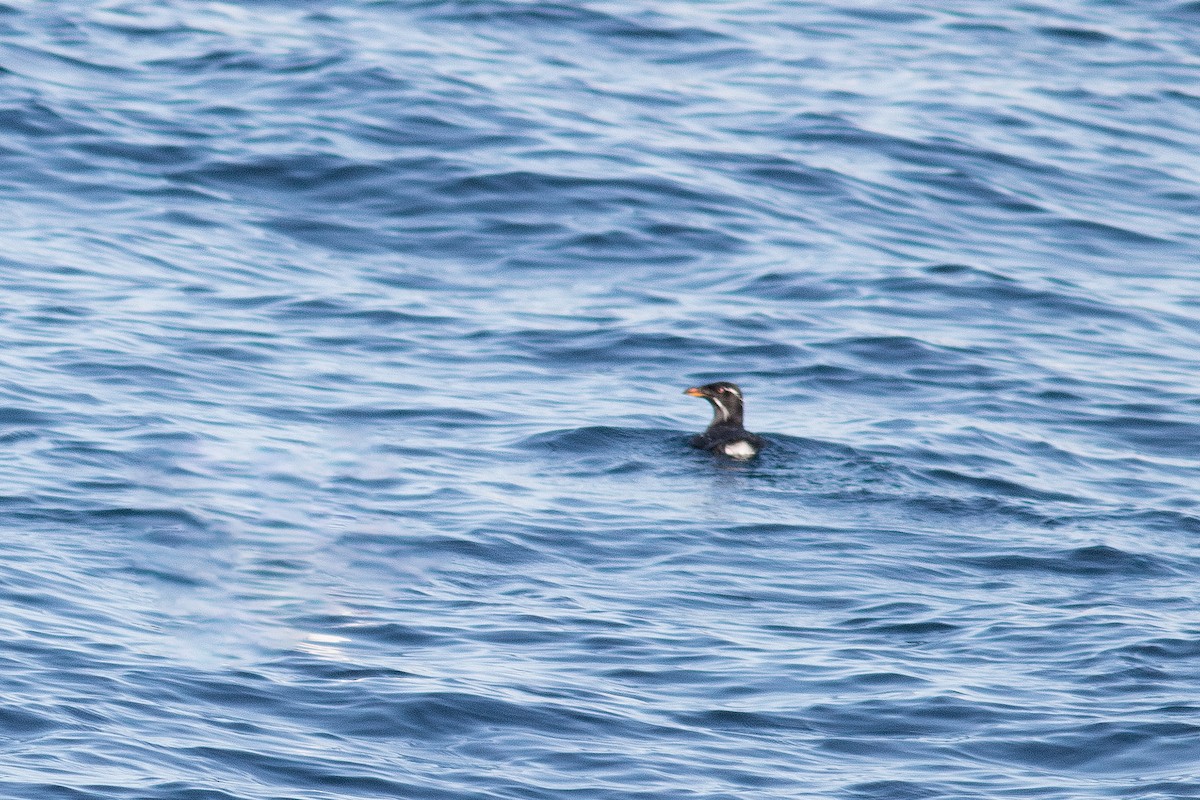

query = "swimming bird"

[684,381,766,459]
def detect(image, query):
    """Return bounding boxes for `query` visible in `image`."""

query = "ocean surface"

[1,1,1199,798]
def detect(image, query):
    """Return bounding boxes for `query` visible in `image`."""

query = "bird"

[683,381,766,459]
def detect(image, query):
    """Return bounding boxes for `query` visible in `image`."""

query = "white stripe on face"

[710,395,730,422]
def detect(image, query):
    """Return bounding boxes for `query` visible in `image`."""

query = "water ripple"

[0,1,1198,798]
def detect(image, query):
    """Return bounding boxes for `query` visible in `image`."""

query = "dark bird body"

[684,381,766,459]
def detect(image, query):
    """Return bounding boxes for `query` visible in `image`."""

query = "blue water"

[1,1,1199,797]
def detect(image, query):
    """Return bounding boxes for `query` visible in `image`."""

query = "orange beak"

[684,387,705,397]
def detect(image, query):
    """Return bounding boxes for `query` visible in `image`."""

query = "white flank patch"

[723,440,757,459]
